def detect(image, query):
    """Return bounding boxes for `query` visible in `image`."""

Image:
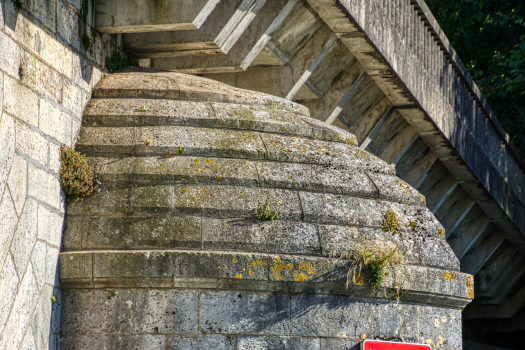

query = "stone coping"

[94,68,310,116]
[83,98,357,146]
[59,250,473,308]
[76,125,394,174]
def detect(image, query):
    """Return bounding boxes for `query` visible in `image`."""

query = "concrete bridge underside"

[95,0,525,347]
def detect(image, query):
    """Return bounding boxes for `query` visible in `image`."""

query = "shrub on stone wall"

[60,147,98,202]
[105,52,137,72]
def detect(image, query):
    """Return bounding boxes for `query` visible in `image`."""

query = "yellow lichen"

[443,271,457,281]
[466,275,474,298]
[382,209,401,234]
[409,220,417,228]
[293,271,309,282]
[438,228,445,237]
[354,273,364,286]
[234,274,243,279]
[247,259,264,268]
[232,258,237,263]
[270,257,293,281]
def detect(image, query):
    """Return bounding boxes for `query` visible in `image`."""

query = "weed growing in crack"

[60,147,99,202]
[253,201,282,221]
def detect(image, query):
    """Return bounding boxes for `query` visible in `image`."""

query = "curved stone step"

[59,249,471,307]
[93,68,309,116]
[63,215,459,271]
[65,183,436,234]
[76,125,394,174]
[84,98,358,146]
[89,156,423,205]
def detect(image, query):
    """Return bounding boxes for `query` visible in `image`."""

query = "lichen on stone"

[382,209,401,234]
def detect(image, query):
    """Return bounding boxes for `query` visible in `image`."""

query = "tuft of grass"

[137,105,149,112]
[382,209,401,234]
[175,146,186,154]
[101,73,109,79]
[51,295,59,304]
[143,137,152,146]
[105,52,137,72]
[82,32,92,51]
[342,243,404,294]
[60,147,99,202]
[253,201,282,221]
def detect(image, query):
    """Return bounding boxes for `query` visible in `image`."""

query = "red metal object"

[362,340,432,350]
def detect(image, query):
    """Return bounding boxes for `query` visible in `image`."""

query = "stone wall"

[0,0,122,348]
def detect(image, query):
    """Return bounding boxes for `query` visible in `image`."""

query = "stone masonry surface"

[59,69,472,350]
[0,0,125,348]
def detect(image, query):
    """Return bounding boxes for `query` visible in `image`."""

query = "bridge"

[94,0,525,346]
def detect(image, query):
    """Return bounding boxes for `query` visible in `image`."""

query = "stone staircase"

[59,68,472,349]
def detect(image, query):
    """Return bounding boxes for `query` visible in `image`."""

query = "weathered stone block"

[28,164,61,209]
[62,77,82,117]
[57,0,80,49]
[0,264,39,350]
[257,161,377,197]
[83,216,201,250]
[38,204,64,247]
[172,185,302,219]
[133,289,198,334]
[20,328,37,349]
[59,252,92,280]
[31,240,47,290]
[319,339,360,350]
[4,76,39,126]
[261,133,394,174]
[419,306,461,348]
[174,251,268,281]
[60,334,166,350]
[40,98,72,144]
[0,112,15,202]
[168,335,235,350]
[268,255,349,284]
[32,284,54,350]
[199,291,290,335]
[0,72,3,115]
[0,256,19,335]
[7,154,27,215]
[368,171,425,205]
[0,191,17,268]
[93,251,173,284]
[46,245,59,286]
[66,183,171,216]
[27,0,56,32]
[291,294,361,338]
[61,289,134,334]
[0,31,21,78]
[10,199,37,276]
[15,119,48,166]
[12,14,72,78]
[237,336,320,350]
[61,215,82,250]
[299,191,384,226]
[20,50,62,103]
[122,156,259,187]
[202,218,320,255]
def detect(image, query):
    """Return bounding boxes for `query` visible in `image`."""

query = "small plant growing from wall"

[60,147,98,202]
[105,52,137,72]
[382,209,401,234]
[253,201,282,221]
[341,242,405,301]
[82,32,92,51]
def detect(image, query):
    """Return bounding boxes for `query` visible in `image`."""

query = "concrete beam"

[477,255,525,298]
[448,212,491,259]
[351,97,392,146]
[461,231,504,275]
[151,0,291,73]
[477,245,518,292]
[95,0,220,34]
[465,280,525,319]
[201,25,334,98]
[123,0,244,53]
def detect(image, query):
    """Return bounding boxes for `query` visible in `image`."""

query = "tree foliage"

[426,0,525,156]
